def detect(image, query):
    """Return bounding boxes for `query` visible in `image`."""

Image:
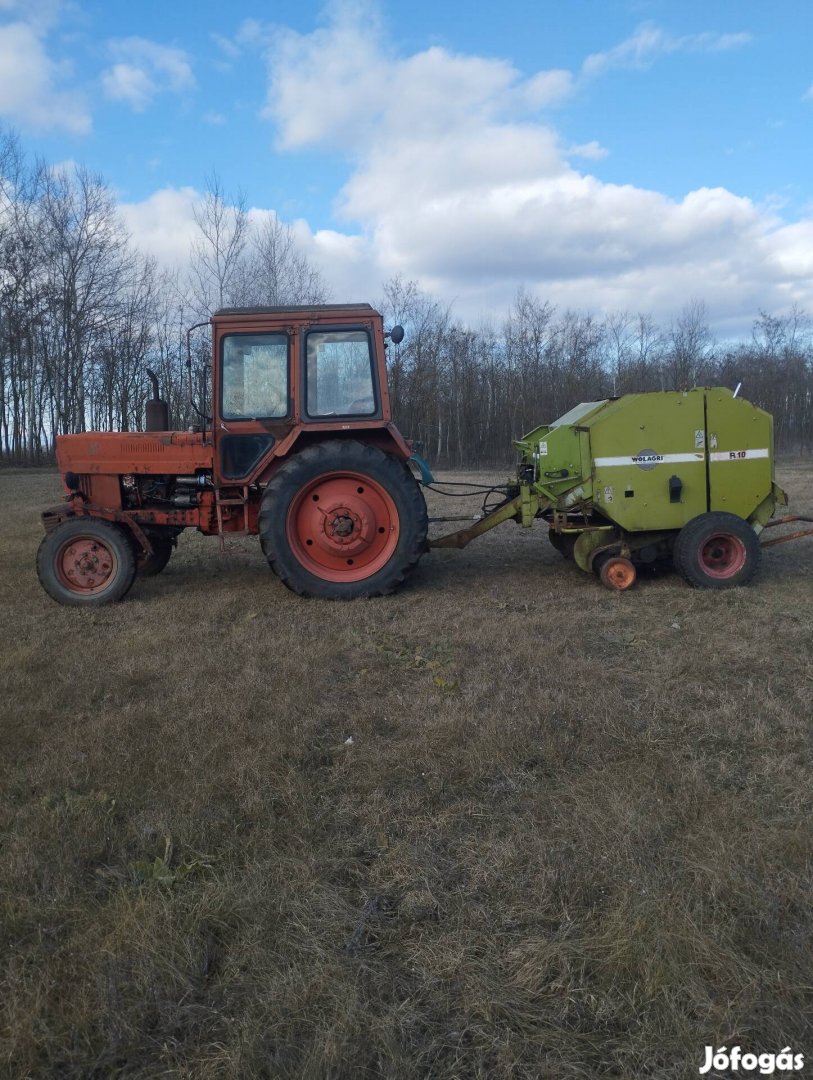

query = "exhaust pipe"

[145,368,170,431]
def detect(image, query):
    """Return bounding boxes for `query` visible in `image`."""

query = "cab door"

[214,327,295,482]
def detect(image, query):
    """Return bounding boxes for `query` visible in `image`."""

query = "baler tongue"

[431,493,553,549]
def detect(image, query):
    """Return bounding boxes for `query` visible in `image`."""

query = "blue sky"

[2,0,813,332]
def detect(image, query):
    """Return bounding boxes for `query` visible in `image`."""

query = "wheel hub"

[700,533,745,577]
[286,470,400,582]
[328,510,358,541]
[315,496,374,556]
[60,540,115,591]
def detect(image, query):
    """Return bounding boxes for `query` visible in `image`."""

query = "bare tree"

[665,299,715,389]
[189,173,249,314]
[236,215,328,306]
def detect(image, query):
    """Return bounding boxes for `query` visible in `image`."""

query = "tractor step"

[215,486,250,551]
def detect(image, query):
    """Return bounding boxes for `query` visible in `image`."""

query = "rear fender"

[256,424,412,485]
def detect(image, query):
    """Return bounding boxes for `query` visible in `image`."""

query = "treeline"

[384,280,813,465]
[0,132,327,465]
[2,130,812,467]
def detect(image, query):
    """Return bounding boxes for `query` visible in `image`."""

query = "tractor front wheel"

[672,512,760,588]
[37,518,137,606]
[259,440,428,599]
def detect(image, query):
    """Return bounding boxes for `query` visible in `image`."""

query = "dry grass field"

[1,464,812,1079]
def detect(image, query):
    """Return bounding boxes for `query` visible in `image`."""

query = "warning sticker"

[604,485,614,504]
[695,429,705,449]
[538,440,548,456]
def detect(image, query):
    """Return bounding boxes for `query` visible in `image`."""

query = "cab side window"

[306,331,376,417]
[221,333,288,420]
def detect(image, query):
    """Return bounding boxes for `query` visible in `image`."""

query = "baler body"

[520,387,779,528]
[510,387,785,575]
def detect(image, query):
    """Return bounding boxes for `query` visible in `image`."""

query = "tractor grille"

[120,440,164,456]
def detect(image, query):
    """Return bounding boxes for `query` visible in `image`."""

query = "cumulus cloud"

[125,6,805,332]
[0,18,90,133]
[101,37,195,112]
[119,186,202,266]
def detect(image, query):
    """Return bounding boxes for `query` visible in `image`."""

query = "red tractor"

[37,305,428,605]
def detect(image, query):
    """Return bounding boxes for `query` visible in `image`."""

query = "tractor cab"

[210,305,405,485]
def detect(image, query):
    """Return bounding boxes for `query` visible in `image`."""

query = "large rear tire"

[37,518,137,606]
[259,440,428,599]
[137,542,173,577]
[673,512,760,588]
[135,532,176,576]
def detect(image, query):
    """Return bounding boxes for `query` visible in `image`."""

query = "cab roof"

[213,304,375,317]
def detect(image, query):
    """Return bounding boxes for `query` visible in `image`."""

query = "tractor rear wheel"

[37,518,137,606]
[136,535,174,576]
[673,512,760,588]
[259,440,428,599]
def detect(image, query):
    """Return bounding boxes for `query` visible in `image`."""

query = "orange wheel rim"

[286,471,400,583]
[602,557,636,590]
[56,536,118,594]
[699,533,746,578]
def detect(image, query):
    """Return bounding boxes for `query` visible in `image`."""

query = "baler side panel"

[535,425,582,495]
[705,391,774,521]
[588,391,707,532]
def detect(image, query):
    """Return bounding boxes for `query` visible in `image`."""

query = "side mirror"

[388,324,405,345]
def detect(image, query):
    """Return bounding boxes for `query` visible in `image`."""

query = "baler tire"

[599,555,637,591]
[37,518,137,606]
[673,512,760,589]
[136,539,173,577]
[258,440,428,599]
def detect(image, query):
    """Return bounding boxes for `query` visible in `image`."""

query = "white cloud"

[262,10,569,152]
[0,19,90,134]
[101,37,195,112]
[238,5,813,333]
[119,186,202,266]
[116,184,385,305]
[121,8,805,335]
[568,140,609,161]
[582,22,751,79]
[211,31,241,60]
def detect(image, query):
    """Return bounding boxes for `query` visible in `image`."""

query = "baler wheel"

[599,556,637,591]
[673,511,760,588]
[37,518,137,606]
[259,440,428,599]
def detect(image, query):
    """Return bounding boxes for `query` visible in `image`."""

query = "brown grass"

[1,464,812,1078]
